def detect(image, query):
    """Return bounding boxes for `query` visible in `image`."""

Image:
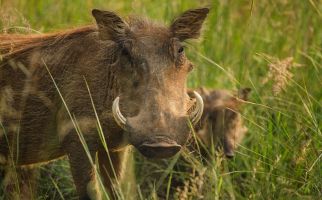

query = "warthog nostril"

[138,141,181,159]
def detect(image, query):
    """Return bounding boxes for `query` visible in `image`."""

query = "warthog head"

[92,8,209,158]
[195,88,251,158]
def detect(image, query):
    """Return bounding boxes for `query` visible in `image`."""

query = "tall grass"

[0,0,321,199]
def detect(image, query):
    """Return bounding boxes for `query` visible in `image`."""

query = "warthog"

[0,8,209,199]
[190,87,251,158]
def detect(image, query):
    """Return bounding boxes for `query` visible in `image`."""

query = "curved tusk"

[189,91,204,125]
[112,97,127,130]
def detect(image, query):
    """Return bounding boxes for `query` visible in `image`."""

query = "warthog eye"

[175,45,186,67]
[178,46,184,54]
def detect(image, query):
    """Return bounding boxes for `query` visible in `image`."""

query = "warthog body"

[0,8,209,199]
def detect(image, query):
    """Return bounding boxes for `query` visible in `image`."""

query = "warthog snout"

[138,137,182,159]
[111,92,204,159]
[223,140,235,159]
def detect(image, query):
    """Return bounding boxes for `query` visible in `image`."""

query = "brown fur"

[0,8,209,199]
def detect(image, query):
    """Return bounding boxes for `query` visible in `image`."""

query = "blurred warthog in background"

[190,87,251,158]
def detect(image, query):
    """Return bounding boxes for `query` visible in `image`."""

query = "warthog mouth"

[138,137,182,159]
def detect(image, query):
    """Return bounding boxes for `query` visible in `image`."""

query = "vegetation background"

[0,0,321,199]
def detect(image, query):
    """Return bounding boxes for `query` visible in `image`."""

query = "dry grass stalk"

[175,167,206,200]
[262,55,302,95]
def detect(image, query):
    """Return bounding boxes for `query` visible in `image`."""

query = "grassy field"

[0,0,321,199]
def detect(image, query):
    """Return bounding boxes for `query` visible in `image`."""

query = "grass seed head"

[262,56,303,95]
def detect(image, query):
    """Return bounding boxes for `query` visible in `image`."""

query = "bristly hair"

[0,25,95,58]
[0,15,170,60]
[127,15,169,36]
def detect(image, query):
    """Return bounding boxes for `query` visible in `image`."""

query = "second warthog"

[191,87,251,158]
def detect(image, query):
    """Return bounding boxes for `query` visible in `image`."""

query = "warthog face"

[92,8,209,158]
[195,88,251,158]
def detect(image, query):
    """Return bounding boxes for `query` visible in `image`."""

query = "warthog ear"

[170,8,209,41]
[92,9,129,41]
[237,88,251,101]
